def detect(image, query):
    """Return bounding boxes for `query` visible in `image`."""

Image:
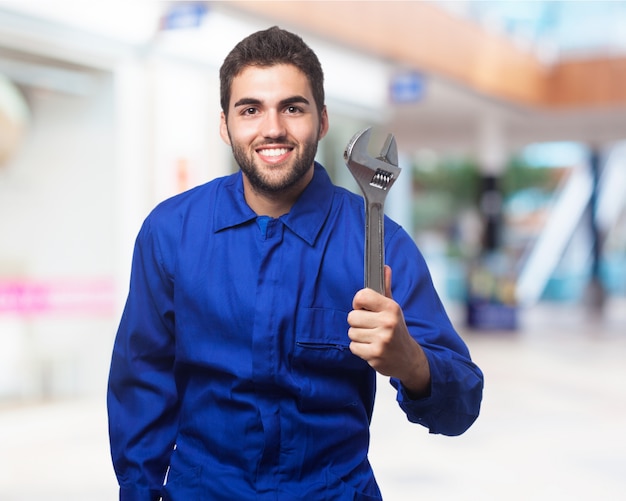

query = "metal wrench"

[344,127,401,294]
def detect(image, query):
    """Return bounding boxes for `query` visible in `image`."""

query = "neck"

[244,188,297,218]
[242,169,314,218]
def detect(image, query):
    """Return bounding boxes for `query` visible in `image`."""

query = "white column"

[152,60,231,203]
[385,151,413,234]
[113,59,154,314]
[477,114,507,176]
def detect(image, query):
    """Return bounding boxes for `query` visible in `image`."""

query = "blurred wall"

[0,7,233,401]
[0,69,117,398]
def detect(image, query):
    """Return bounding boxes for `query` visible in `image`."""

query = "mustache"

[253,138,295,148]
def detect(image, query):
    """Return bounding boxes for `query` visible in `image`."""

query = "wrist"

[398,345,431,399]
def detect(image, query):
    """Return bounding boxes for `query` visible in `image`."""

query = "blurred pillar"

[466,115,517,331]
[479,174,502,252]
[113,59,153,314]
[152,60,229,202]
[385,151,413,234]
[477,115,506,254]
[585,146,606,315]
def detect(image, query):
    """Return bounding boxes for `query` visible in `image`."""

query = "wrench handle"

[365,201,385,294]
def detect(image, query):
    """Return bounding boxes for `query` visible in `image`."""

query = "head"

[220,26,325,119]
[218,27,329,215]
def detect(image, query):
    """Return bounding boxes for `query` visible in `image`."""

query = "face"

[220,64,329,199]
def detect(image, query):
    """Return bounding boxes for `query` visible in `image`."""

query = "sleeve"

[107,216,179,501]
[386,225,484,436]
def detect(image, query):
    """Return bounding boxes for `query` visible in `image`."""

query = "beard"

[230,134,320,195]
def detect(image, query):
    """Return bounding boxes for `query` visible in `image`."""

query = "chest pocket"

[292,307,370,411]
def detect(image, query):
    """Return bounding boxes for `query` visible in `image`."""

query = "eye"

[285,105,303,114]
[242,107,258,116]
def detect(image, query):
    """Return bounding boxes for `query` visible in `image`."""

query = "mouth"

[256,146,293,164]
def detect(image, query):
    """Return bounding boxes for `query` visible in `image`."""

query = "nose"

[261,109,286,139]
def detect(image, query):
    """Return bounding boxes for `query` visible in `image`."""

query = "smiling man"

[220,63,328,216]
[107,27,483,501]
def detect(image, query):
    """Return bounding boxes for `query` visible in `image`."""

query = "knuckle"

[380,312,397,331]
[347,327,357,340]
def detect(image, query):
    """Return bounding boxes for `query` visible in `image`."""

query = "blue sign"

[161,2,209,30]
[389,71,426,104]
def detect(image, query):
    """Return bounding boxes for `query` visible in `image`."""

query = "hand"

[347,266,431,398]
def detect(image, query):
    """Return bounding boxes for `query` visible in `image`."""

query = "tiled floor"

[1,299,625,500]
[371,298,626,500]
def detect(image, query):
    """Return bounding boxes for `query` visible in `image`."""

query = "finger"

[384,265,393,299]
[351,287,379,311]
[348,326,373,344]
[347,308,379,330]
[349,339,374,361]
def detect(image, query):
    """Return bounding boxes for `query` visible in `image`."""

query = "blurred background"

[0,1,625,500]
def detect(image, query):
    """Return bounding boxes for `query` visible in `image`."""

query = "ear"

[219,111,231,146]
[318,106,329,139]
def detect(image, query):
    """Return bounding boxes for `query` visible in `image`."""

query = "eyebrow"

[233,95,311,108]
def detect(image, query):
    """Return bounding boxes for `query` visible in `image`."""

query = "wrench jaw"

[344,127,400,203]
[376,133,399,167]
[344,128,400,191]
[344,127,401,294]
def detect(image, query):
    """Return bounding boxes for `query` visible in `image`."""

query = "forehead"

[229,64,313,104]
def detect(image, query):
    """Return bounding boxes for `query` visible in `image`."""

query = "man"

[108,26,483,500]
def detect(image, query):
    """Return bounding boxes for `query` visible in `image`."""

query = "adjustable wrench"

[344,127,401,294]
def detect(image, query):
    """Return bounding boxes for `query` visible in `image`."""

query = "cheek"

[291,120,322,143]
[227,122,259,146]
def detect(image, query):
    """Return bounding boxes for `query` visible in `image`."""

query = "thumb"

[384,265,393,299]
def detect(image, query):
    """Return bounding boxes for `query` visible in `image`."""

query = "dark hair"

[220,26,325,117]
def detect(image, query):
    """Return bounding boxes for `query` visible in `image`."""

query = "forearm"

[394,339,431,399]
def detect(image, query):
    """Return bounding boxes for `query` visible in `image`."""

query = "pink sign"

[0,278,116,316]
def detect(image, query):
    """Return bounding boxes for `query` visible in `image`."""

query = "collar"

[213,163,334,246]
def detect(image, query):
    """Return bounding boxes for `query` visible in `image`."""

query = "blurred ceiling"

[225,1,626,152]
[0,0,625,155]
[414,0,626,150]
[439,0,626,62]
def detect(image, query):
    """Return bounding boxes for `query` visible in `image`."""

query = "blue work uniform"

[107,163,483,500]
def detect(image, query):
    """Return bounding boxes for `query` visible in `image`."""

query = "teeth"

[259,148,289,157]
